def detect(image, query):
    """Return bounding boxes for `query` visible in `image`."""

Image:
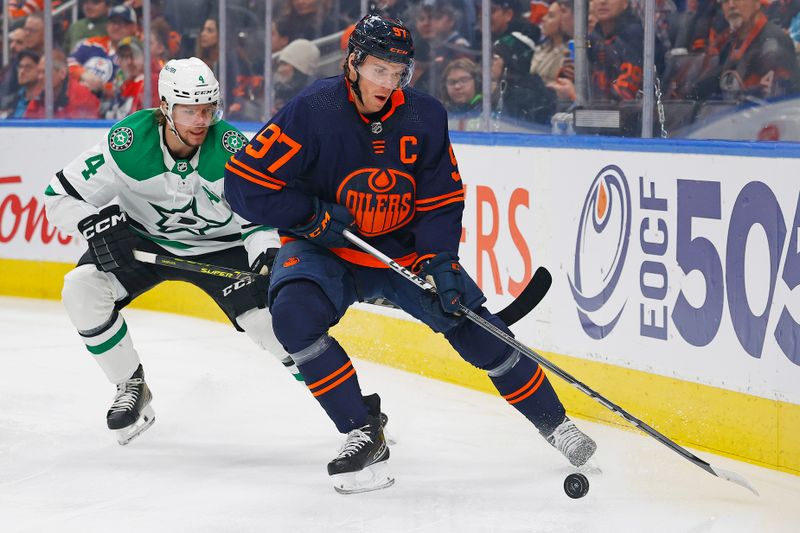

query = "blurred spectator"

[159,0,214,57]
[765,0,800,29]
[589,0,645,101]
[431,0,472,50]
[689,0,800,100]
[64,0,109,54]
[8,0,45,19]
[630,0,677,50]
[272,17,293,55]
[370,0,412,19]
[680,0,729,53]
[150,17,180,68]
[79,55,115,115]
[228,38,321,122]
[492,33,557,124]
[195,16,250,98]
[280,0,339,41]
[68,4,139,80]
[23,12,46,55]
[557,0,576,39]
[26,48,100,119]
[530,2,569,84]
[273,39,321,111]
[104,37,159,119]
[441,56,482,112]
[420,0,474,97]
[529,0,550,25]
[474,0,541,47]
[0,28,27,98]
[196,17,221,71]
[0,49,41,118]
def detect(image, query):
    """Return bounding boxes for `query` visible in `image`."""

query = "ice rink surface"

[1,296,798,533]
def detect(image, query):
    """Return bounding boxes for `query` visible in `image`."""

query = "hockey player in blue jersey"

[224,13,597,494]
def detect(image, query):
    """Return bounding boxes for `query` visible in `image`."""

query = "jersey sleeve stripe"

[415,195,464,212]
[56,170,84,201]
[415,187,465,206]
[225,162,283,191]
[228,156,287,188]
[241,226,276,240]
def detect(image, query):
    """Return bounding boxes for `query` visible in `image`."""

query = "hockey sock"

[296,336,368,433]
[489,354,566,436]
[78,311,141,384]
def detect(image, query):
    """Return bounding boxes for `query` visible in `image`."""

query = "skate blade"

[115,405,156,446]
[332,460,395,495]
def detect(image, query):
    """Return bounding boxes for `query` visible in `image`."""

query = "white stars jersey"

[44,109,278,258]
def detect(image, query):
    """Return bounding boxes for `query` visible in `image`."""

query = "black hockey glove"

[292,197,354,249]
[77,205,136,273]
[251,247,280,276]
[418,252,465,315]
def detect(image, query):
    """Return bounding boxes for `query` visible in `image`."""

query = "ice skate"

[545,416,597,467]
[106,364,155,446]
[328,414,394,494]
[362,393,394,445]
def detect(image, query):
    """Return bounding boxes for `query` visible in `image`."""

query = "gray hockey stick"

[132,249,550,323]
[341,229,759,496]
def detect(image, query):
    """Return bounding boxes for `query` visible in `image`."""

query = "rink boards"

[1,122,798,475]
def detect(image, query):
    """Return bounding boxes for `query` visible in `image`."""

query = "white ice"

[1,296,798,533]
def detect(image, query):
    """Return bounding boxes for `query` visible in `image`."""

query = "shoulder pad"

[197,120,248,182]
[107,109,167,180]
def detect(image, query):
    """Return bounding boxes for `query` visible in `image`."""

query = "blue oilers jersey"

[224,75,465,270]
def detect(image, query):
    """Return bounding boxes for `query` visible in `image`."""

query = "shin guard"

[489,353,566,436]
[294,335,368,433]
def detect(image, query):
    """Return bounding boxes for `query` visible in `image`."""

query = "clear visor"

[169,101,224,128]
[355,60,414,90]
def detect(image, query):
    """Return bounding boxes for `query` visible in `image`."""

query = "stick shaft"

[341,229,756,494]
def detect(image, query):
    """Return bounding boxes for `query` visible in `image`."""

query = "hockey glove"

[77,205,136,273]
[292,197,354,249]
[418,252,465,315]
[251,247,280,276]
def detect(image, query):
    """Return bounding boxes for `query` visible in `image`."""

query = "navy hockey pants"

[269,239,565,434]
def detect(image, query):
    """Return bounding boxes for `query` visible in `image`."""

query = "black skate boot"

[327,414,394,494]
[106,364,155,446]
[544,415,597,467]
[362,393,390,431]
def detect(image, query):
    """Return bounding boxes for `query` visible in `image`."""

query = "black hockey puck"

[564,473,589,498]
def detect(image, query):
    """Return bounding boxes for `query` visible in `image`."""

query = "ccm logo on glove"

[80,210,127,240]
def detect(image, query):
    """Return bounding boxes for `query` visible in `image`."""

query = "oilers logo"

[336,168,416,236]
[568,165,632,339]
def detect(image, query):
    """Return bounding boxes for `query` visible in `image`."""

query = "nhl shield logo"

[177,161,188,172]
[222,130,248,154]
[109,127,134,151]
[370,122,383,134]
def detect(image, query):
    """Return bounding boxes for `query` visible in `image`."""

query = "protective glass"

[170,101,224,127]
[356,59,414,90]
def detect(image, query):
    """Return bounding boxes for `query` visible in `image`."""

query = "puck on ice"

[564,473,589,498]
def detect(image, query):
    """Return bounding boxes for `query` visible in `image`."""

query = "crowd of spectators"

[2,0,800,132]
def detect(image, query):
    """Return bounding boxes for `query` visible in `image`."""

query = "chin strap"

[350,71,365,105]
[165,114,192,148]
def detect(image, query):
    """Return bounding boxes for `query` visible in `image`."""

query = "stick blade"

[710,465,759,496]
[496,266,553,326]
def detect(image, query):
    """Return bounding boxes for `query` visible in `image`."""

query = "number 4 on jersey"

[81,154,105,180]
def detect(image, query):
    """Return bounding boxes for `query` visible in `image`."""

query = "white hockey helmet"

[158,57,223,127]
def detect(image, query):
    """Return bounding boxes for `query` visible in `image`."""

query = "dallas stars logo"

[150,198,231,236]
[109,127,133,151]
[222,130,247,154]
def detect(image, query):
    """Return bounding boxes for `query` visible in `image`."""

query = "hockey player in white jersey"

[43,58,298,446]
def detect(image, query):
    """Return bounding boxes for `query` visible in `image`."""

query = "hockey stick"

[132,249,551,323]
[341,229,759,496]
